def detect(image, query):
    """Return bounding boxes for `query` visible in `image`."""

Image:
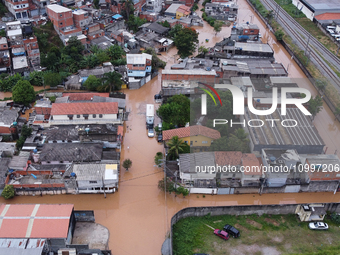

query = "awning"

[112,14,123,20]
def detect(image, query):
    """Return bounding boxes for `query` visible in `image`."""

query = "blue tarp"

[112,14,123,20]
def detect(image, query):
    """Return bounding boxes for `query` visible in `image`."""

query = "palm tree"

[122,159,132,171]
[167,136,187,160]
[102,71,123,92]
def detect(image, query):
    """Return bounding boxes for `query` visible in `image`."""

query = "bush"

[274,29,284,41]
[1,185,15,199]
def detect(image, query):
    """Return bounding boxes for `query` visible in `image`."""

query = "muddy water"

[0,86,53,100]
[1,1,340,255]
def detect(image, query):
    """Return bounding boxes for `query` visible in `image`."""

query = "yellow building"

[162,125,221,152]
[176,5,191,19]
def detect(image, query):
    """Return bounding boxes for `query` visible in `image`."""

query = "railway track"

[260,0,340,90]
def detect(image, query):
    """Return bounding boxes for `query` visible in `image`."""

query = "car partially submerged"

[214,229,229,240]
[308,222,329,230]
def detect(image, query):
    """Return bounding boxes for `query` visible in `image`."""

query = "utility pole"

[276,3,280,20]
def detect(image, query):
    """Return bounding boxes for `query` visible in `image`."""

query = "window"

[68,114,73,120]
[202,141,208,144]
[60,22,63,26]
[190,141,193,145]
[83,114,89,120]
[232,174,236,177]
[3,45,6,48]
[250,30,254,33]
[184,141,188,144]
[93,114,96,118]
[245,30,248,33]
[60,14,62,17]
[89,181,97,184]
[99,114,103,118]
[60,161,64,163]
[325,174,330,177]
[32,44,36,47]
[77,114,80,118]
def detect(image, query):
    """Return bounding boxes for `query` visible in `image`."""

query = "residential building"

[126,53,152,77]
[0,49,10,73]
[23,35,40,68]
[0,204,75,241]
[0,238,46,255]
[205,2,238,21]
[176,5,191,19]
[0,37,8,50]
[0,105,20,135]
[46,4,82,43]
[72,8,92,28]
[32,0,51,15]
[230,23,260,42]
[39,142,103,164]
[165,3,182,17]
[3,0,29,20]
[314,13,340,25]
[135,31,173,53]
[139,22,170,35]
[304,154,340,181]
[144,0,162,13]
[50,102,120,125]
[261,149,306,188]
[162,125,221,152]
[72,163,119,193]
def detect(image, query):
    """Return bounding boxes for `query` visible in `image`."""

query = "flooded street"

[1,0,340,254]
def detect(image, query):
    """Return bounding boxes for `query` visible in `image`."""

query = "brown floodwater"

[2,0,340,254]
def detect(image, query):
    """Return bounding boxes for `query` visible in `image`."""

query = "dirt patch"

[280,216,286,223]
[271,235,284,243]
[235,223,249,233]
[246,219,262,229]
[228,244,281,255]
[265,218,280,226]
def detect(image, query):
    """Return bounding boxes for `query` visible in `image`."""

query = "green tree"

[159,20,170,28]
[167,136,187,160]
[158,177,175,193]
[154,152,163,167]
[12,80,35,106]
[127,16,147,33]
[16,124,32,150]
[1,185,15,199]
[334,107,340,121]
[0,73,22,92]
[264,10,274,25]
[28,71,44,86]
[174,27,199,58]
[274,30,284,41]
[63,36,84,62]
[157,94,190,128]
[97,51,110,63]
[309,95,323,120]
[107,45,125,61]
[83,75,102,91]
[198,46,209,56]
[176,186,189,197]
[121,0,134,19]
[101,71,123,92]
[143,48,166,70]
[213,20,224,35]
[122,158,132,171]
[169,24,183,39]
[210,128,249,152]
[44,72,62,87]
[315,79,327,92]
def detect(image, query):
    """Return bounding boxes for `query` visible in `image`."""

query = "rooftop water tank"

[270,156,276,162]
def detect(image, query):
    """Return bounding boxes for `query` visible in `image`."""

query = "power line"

[119,170,163,183]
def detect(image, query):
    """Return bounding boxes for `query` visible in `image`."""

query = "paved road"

[259,0,340,92]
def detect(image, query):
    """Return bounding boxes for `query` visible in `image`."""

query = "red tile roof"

[315,13,340,21]
[117,125,124,138]
[51,102,118,115]
[242,153,262,175]
[177,5,191,15]
[215,151,243,166]
[162,125,221,141]
[0,204,74,238]
[63,93,110,101]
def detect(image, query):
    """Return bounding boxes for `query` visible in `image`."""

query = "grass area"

[173,213,340,255]
[273,0,339,56]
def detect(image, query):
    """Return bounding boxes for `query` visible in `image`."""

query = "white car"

[148,129,155,138]
[327,29,335,34]
[308,222,329,230]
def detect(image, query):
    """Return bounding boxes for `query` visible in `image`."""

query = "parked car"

[158,123,162,131]
[148,129,155,138]
[157,133,163,142]
[213,229,229,240]
[308,222,329,230]
[146,123,154,130]
[327,29,335,34]
[223,224,240,238]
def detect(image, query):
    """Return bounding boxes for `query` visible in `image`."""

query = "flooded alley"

[2,0,340,254]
